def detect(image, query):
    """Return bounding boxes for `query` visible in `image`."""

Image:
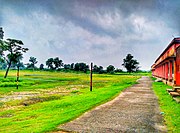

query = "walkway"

[58,76,167,132]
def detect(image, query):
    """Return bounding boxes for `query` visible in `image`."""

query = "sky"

[0,0,180,70]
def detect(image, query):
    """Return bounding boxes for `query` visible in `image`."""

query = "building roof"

[155,37,180,64]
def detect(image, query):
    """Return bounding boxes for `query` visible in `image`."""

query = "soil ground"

[58,76,167,132]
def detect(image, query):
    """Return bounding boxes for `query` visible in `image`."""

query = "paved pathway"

[58,76,167,132]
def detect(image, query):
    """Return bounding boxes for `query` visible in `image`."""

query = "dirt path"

[58,76,167,132]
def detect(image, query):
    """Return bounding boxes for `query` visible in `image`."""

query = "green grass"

[152,81,180,132]
[0,70,140,133]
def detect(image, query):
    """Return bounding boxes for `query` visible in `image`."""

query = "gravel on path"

[58,76,167,133]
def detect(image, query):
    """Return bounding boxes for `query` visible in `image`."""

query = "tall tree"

[27,56,38,70]
[122,54,139,73]
[53,57,63,69]
[46,57,63,70]
[46,58,54,69]
[2,39,28,78]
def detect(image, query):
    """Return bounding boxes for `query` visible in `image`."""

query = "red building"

[152,38,180,89]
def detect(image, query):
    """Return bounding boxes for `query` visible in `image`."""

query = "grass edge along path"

[152,80,180,132]
[0,75,140,133]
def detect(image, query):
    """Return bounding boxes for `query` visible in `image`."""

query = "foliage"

[122,54,139,73]
[39,64,44,70]
[93,65,104,74]
[74,62,89,73]
[0,39,28,78]
[54,57,63,69]
[152,81,180,132]
[0,27,4,39]
[46,58,54,69]
[106,65,115,73]
[46,57,63,70]
[115,68,123,73]
[27,56,38,70]
[0,60,7,70]
[0,70,140,133]
[64,64,71,70]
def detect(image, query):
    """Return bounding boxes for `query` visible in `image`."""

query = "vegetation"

[26,56,38,70]
[106,65,115,73]
[152,80,180,132]
[122,54,139,73]
[0,39,28,78]
[0,70,140,133]
[46,57,63,70]
[0,27,4,39]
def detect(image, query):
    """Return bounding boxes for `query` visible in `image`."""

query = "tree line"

[0,27,140,78]
[0,55,122,74]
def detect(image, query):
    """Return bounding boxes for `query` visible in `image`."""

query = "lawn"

[152,80,180,132]
[0,70,140,133]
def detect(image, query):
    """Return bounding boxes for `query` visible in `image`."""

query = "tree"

[106,65,115,73]
[122,54,139,73]
[1,39,28,78]
[0,59,7,70]
[27,56,38,70]
[93,65,104,74]
[64,64,71,69]
[39,64,44,70]
[46,57,63,70]
[70,63,74,70]
[93,65,99,73]
[46,58,54,69]
[53,57,63,69]
[0,27,4,39]
[115,68,123,73]
[74,62,89,73]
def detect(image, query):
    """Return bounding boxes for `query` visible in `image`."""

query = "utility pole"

[90,62,93,91]
[16,65,20,89]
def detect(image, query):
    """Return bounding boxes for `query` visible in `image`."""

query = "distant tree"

[79,63,89,72]
[27,56,38,70]
[64,64,71,69]
[46,57,63,70]
[53,57,63,69]
[74,62,89,73]
[93,65,104,74]
[0,59,7,70]
[46,58,54,69]
[115,68,123,73]
[1,39,28,78]
[0,29,6,70]
[39,64,44,70]
[122,54,139,73]
[70,63,74,70]
[93,65,99,72]
[74,63,80,71]
[11,62,25,70]
[0,27,4,39]
[106,65,115,73]
[98,66,104,74]
[0,40,6,61]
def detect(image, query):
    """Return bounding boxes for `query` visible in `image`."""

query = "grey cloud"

[1,0,180,70]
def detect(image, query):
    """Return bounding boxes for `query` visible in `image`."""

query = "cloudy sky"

[0,0,180,70]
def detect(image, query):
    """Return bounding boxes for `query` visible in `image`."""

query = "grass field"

[0,70,140,133]
[152,80,180,132]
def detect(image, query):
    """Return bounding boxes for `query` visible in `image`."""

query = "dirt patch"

[58,76,167,132]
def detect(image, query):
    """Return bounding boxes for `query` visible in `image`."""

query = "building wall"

[152,38,180,87]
